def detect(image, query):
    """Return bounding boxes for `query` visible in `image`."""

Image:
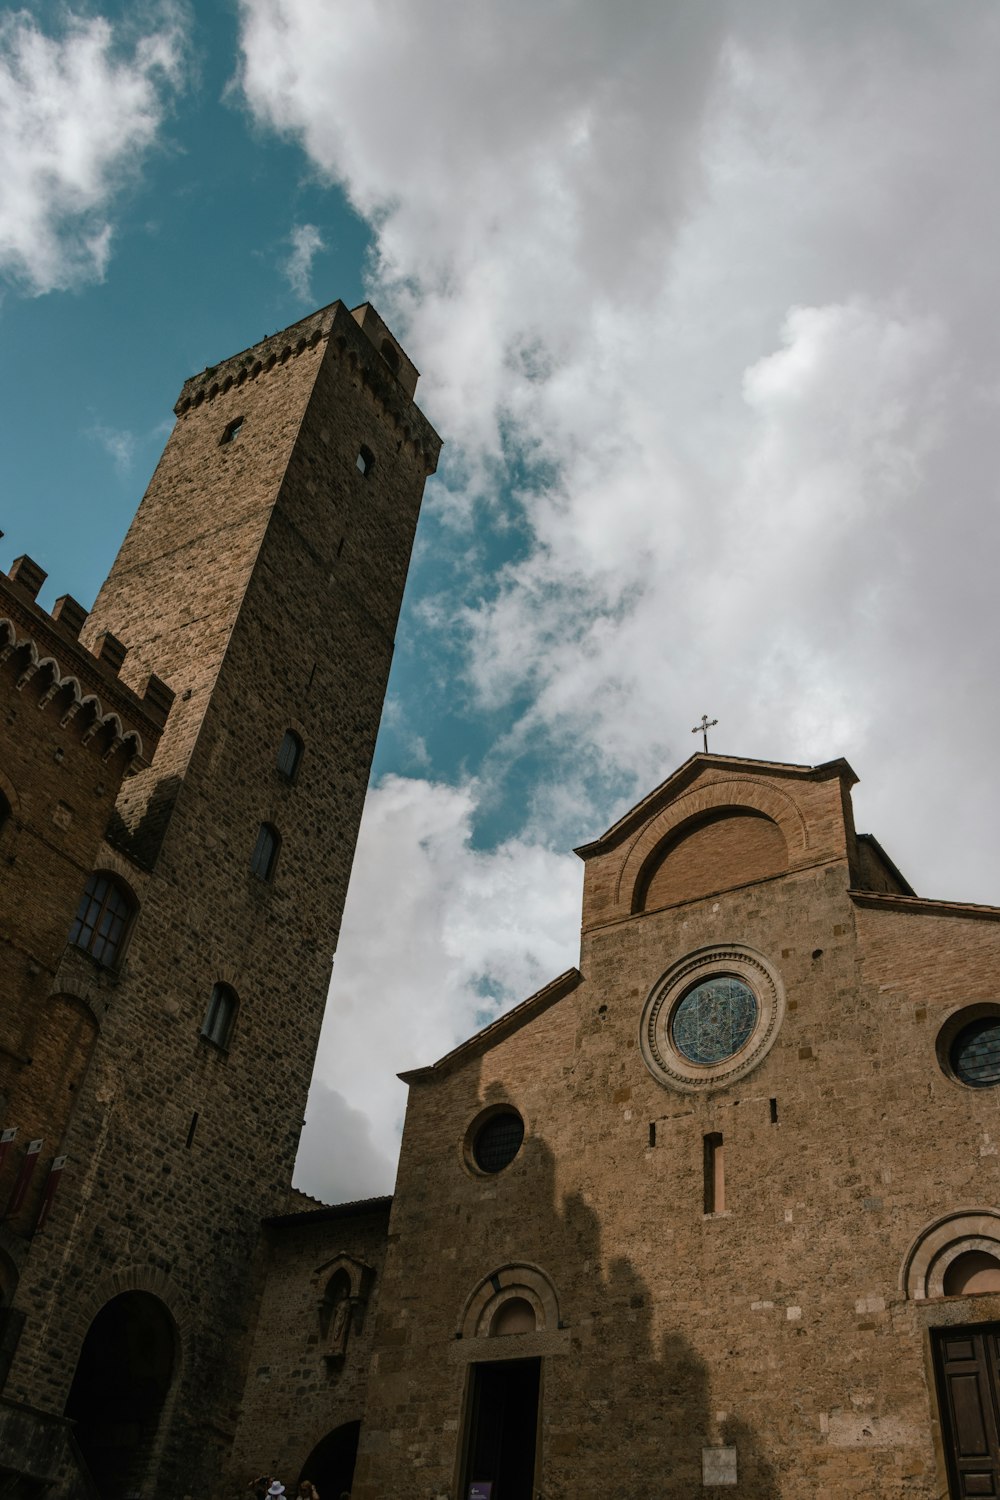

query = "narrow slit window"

[201,983,238,1050]
[250,823,280,882]
[704,1132,725,1214]
[276,729,303,781]
[220,416,244,445]
[769,1097,778,1124]
[356,445,375,476]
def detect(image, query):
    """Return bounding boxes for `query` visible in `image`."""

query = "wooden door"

[934,1323,1000,1497]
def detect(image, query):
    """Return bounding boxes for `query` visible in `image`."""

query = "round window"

[471,1110,524,1174]
[671,976,758,1066]
[639,944,785,1093]
[950,1017,1000,1088]
[936,1005,1000,1090]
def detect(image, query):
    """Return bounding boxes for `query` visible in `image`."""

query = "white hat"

[268,1485,285,1496]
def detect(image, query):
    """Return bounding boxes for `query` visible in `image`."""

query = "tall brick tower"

[0,302,440,1497]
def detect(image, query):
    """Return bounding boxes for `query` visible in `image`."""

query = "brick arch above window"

[901,1209,1000,1300]
[459,1263,560,1340]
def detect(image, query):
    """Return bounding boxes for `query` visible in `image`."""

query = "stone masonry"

[0,301,440,1498]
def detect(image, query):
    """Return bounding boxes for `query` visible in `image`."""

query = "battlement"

[173,300,441,474]
[0,552,173,768]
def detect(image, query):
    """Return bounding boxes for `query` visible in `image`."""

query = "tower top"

[173,300,440,472]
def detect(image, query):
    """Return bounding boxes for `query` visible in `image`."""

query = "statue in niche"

[322,1269,354,1364]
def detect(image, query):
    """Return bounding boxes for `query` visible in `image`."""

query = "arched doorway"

[299,1421,361,1498]
[64,1291,175,1498]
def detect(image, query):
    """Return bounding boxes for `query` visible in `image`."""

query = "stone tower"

[0,301,440,1497]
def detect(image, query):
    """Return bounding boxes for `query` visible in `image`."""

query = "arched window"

[201,984,238,1050]
[276,729,303,781]
[380,339,400,374]
[69,873,135,967]
[356,445,375,476]
[250,823,280,882]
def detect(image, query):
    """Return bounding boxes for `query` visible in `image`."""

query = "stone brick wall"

[355,756,1000,1500]
[228,1200,391,1490]
[1,302,439,1499]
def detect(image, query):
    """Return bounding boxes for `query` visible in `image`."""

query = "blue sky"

[5,1,1000,1199]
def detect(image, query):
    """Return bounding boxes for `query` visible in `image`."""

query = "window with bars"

[69,873,135,967]
[276,730,303,781]
[201,983,238,1050]
[250,823,280,882]
[472,1110,525,1174]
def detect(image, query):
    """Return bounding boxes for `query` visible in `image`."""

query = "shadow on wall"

[357,1071,782,1500]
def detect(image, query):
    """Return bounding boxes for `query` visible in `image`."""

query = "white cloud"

[295,774,581,1200]
[89,421,137,474]
[283,222,325,300]
[0,8,186,295]
[240,2,1000,1185]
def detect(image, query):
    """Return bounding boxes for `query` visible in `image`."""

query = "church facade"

[243,754,1000,1500]
[0,301,440,1497]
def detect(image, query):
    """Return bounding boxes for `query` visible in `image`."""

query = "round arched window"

[470,1109,524,1175]
[950,1017,1000,1088]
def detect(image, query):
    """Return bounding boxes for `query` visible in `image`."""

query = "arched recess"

[315,1253,374,1363]
[298,1420,361,1498]
[8,993,99,1161]
[901,1210,1000,1299]
[636,807,788,913]
[460,1263,559,1340]
[614,777,810,917]
[64,1291,178,1498]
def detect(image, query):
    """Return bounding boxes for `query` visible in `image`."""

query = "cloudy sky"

[4,0,1000,1200]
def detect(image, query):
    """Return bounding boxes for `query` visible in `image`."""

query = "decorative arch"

[315,1253,374,1363]
[614,777,811,915]
[901,1209,1000,1300]
[459,1263,560,1340]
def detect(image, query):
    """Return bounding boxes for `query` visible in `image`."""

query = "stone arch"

[65,1285,181,1500]
[901,1209,1000,1299]
[615,777,811,915]
[459,1262,560,1339]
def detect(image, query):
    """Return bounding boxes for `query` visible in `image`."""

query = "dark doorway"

[461,1358,541,1500]
[299,1421,361,1499]
[64,1292,175,1499]
[934,1321,1000,1497]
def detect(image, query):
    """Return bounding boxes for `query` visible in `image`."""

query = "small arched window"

[356,445,375,476]
[380,339,400,374]
[276,730,303,781]
[250,823,280,882]
[201,983,238,1050]
[69,873,135,967]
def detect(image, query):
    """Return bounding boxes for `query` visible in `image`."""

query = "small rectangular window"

[220,416,244,445]
[704,1132,725,1214]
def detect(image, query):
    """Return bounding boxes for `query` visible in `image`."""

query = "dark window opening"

[220,415,244,445]
[472,1110,524,1174]
[380,339,400,374]
[201,984,238,1050]
[356,445,375,476]
[769,1097,778,1124]
[277,729,303,781]
[0,791,9,831]
[704,1132,725,1214]
[69,872,135,967]
[250,823,280,882]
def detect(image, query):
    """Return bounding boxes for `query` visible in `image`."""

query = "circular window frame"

[462,1104,526,1179]
[936,1003,1000,1091]
[639,944,785,1093]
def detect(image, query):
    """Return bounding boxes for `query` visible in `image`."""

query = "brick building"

[252,753,1000,1500]
[0,300,441,1497]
